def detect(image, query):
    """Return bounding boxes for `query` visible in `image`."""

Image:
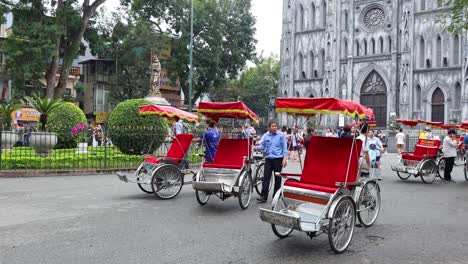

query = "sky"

[104,0,283,56]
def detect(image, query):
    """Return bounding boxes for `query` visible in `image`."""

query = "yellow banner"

[11,108,40,122]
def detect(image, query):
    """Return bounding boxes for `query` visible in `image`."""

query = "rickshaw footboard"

[260,208,305,231]
[192,181,235,193]
[391,165,418,175]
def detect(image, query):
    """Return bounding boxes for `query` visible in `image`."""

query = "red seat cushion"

[144,157,160,164]
[299,136,362,190]
[202,138,249,169]
[284,180,338,194]
[402,139,441,161]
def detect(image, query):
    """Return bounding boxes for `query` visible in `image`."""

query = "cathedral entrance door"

[360,71,387,129]
[431,88,444,122]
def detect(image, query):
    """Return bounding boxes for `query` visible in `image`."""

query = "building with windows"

[280,0,468,128]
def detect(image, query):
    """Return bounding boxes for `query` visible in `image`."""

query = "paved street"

[1,153,468,264]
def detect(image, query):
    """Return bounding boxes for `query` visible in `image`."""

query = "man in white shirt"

[174,119,184,135]
[442,128,459,183]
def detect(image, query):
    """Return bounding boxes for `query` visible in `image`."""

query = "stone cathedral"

[279,0,468,128]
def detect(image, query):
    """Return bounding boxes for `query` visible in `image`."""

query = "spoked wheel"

[137,165,153,194]
[454,151,464,166]
[271,191,293,238]
[437,158,446,179]
[195,173,211,206]
[464,158,468,181]
[328,197,355,254]
[254,162,265,195]
[396,171,411,180]
[254,162,272,195]
[357,182,381,227]
[151,164,183,199]
[238,173,252,210]
[420,160,437,184]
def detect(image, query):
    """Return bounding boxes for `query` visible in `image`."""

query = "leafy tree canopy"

[125,0,257,104]
[437,0,468,32]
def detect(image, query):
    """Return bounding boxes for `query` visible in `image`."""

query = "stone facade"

[279,0,468,128]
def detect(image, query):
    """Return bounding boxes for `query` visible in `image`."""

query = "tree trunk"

[44,0,64,99]
[53,0,107,98]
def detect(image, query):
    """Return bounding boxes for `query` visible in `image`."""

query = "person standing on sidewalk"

[255,120,288,203]
[442,128,459,183]
[395,128,406,154]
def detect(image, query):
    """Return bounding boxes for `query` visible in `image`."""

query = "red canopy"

[138,104,199,123]
[458,122,468,131]
[395,119,420,127]
[275,97,375,120]
[197,101,259,124]
[348,121,377,127]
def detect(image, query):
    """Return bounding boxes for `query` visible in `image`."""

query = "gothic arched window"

[344,10,349,30]
[379,37,384,54]
[298,52,304,79]
[421,0,426,11]
[311,3,316,29]
[363,39,368,55]
[387,36,392,53]
[371,38,376,54]
[343,39,348,58]
[299,4,304,31]
[415,84,422,110]
[355,40,360,56]
[320,49,326,77]
[436,35,442,67]
[453,34,460,65]
[322,0,327,27]
[454,82,461,109]
[310,51,315,78]
[419,37,425,68]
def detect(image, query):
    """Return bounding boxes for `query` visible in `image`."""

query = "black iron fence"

[0,128,204,172]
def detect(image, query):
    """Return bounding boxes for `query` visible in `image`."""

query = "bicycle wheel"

[437,158,445,179]
[238,173,252,210]
[357,182,380,227]
[464,158,468,181]
[254,162,265,195]
[396,171,411,180]
[151,164,183,199]
[420,160,437,184]
[136,165,153,194]
[195,173,211,205]
[455,151,464,166]
[271,192,293,238]
[328,197,355,254]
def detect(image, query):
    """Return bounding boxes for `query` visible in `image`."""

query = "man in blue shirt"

[193,121,220,163]
[254,120,288,203]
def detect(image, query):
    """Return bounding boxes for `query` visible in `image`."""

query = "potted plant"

[25,96,62,156]
[71,123,89,154]
[0,102,22,150]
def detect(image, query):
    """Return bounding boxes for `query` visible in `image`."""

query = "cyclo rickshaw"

[192,101,259,210]
[259,97,381,254]
[116,103,198,199]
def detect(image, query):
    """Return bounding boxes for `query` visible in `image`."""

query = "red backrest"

[211,138,249,168]
[166,134,194,159]
[301,136,362,188]
[413,139,441,156]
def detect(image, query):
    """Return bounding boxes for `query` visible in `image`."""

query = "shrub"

[108,99,167,155]
[47,102,87,149]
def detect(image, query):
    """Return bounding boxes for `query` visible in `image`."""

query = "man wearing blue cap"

[442,128,459,183]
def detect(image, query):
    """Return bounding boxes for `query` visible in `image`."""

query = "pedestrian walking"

[442,128,459,183]
[255,120,288,203]
[395,128,406,154]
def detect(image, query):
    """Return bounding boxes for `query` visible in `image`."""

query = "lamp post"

[188,0,194,112]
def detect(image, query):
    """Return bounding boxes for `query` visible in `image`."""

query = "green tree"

[437,0,468,32]
[0,0,107,99]
[126,0,256,105]
[209,56,280,118]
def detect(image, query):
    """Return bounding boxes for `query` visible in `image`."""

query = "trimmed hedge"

[47,102,87,149]
[1,146,143,170]
[108,99,167,155]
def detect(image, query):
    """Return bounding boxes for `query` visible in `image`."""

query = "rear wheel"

[254,162,272,195]
[357,182,380,227]
[271,192,293,238]
[396,171,411,180]
[420,160,437,184]
[328,197,355,254]
[464,157,468,181]
[151,165,183,199]
[195,173,211,206]
[238,173,252,210]
[437,158,445,179]
[137,165,153,194]
[454,151,464,166]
